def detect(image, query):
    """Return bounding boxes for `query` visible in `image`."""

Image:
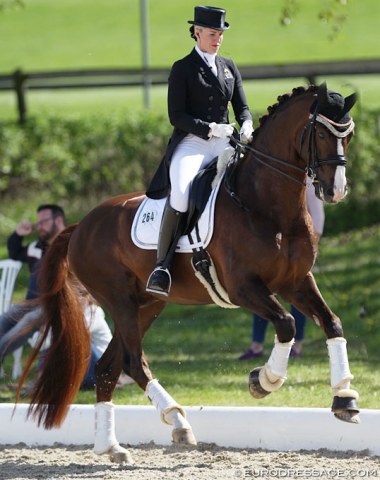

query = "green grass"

[1,0,379,70]
[1,1,380,120]
[1,224,379,410]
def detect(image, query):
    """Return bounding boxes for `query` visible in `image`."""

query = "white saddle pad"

[131,177,222,253]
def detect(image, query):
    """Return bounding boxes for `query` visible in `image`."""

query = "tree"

[0,0,23,11]
[281,0,349,39]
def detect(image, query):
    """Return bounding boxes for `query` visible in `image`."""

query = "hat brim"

[187,20,230,30]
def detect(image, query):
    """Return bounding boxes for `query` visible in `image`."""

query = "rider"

[146,6,254,296]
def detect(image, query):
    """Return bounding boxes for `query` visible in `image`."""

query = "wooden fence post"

[13,69,27,124]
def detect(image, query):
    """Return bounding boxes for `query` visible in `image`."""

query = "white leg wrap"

[164,407,192,430]
[327,337,357,397]
[94,401,119,455]
[266,335,294,380]
[146,379,186,425]
[259,364,286,392]
[257,336,293,392]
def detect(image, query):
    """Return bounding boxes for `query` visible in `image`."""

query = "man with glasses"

[8,204,66,299]
[0,205,134,389]
[0,205,66,364]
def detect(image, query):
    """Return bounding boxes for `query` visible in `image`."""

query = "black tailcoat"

[146,48,252,199]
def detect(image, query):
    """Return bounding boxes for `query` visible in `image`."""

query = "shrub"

[0,108,379,235]
[0,111,171,198]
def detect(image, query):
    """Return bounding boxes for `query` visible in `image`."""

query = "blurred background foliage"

[0,105,379,236]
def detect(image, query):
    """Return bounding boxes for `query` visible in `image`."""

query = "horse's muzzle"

[315,182,347,204]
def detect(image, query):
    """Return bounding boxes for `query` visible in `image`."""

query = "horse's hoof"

[249,367,271,399]
[334,411,361,424]
[172,428,197,446]
[332,395,360,424]
[108,444,134,464]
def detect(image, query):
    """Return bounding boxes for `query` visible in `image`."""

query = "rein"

[230,137,306,187]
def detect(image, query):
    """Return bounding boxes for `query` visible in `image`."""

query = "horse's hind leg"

[91,289,145,464]
[145,378,197,446]
[93,331,134,463]
[137,303,197,447]
[94,296,196,464]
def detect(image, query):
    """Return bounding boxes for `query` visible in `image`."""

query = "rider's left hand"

[240,120,254,143]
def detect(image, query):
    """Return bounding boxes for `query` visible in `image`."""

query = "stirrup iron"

[146,266,172,296]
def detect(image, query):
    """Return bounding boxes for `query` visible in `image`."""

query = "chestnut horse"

[20,84,359,464]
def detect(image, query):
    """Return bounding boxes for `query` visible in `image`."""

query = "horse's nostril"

[327,188,334,197]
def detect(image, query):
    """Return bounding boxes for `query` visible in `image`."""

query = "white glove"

[208,122,234,139]
[240,119,254,143]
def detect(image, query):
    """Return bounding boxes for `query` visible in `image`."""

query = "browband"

[309,113,355,138]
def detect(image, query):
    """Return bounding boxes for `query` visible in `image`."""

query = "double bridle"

[230,110,355,188]
[303,109,355,182]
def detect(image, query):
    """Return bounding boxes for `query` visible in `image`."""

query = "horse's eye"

[318,132,325,139]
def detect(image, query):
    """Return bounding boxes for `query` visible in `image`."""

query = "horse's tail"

[18,224,91,429]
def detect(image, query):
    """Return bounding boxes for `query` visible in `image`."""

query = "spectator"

[239,178,325,360]
[33,294,133,389]
[0,204,66,360]
[0,204,133,388]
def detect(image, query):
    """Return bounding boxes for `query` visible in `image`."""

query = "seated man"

[31,295,133,389]
[0,204,132,388]
[0,204,67,366]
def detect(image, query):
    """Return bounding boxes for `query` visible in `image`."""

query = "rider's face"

[196,27,224,54]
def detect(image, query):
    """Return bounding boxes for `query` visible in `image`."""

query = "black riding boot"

[146,202,185,296]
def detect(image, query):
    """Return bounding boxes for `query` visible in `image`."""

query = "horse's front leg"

[249,333,295,399]
[232,282,297,399]
[287,272,360,424]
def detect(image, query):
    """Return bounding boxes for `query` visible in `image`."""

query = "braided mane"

[259,85,318,127]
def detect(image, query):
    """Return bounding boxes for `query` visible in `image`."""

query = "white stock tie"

[203,54,217,76]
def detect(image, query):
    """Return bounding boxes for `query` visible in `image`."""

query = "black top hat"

[188,6,230,30]
[314,82,357,125]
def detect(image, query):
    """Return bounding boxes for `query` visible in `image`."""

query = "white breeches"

[169,134,230,212]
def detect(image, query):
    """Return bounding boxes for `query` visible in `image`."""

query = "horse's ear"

[344,92,358,113]
[317,82,328,101]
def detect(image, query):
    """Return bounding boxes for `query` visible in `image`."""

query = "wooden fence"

[1,58,380,123]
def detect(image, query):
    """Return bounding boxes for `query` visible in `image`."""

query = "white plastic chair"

[0,259,23,379]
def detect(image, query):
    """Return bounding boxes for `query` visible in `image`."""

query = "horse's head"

[307,83,357,204]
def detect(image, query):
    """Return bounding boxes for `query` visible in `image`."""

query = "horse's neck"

[238,132,307,230]
[236,93,314,230]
